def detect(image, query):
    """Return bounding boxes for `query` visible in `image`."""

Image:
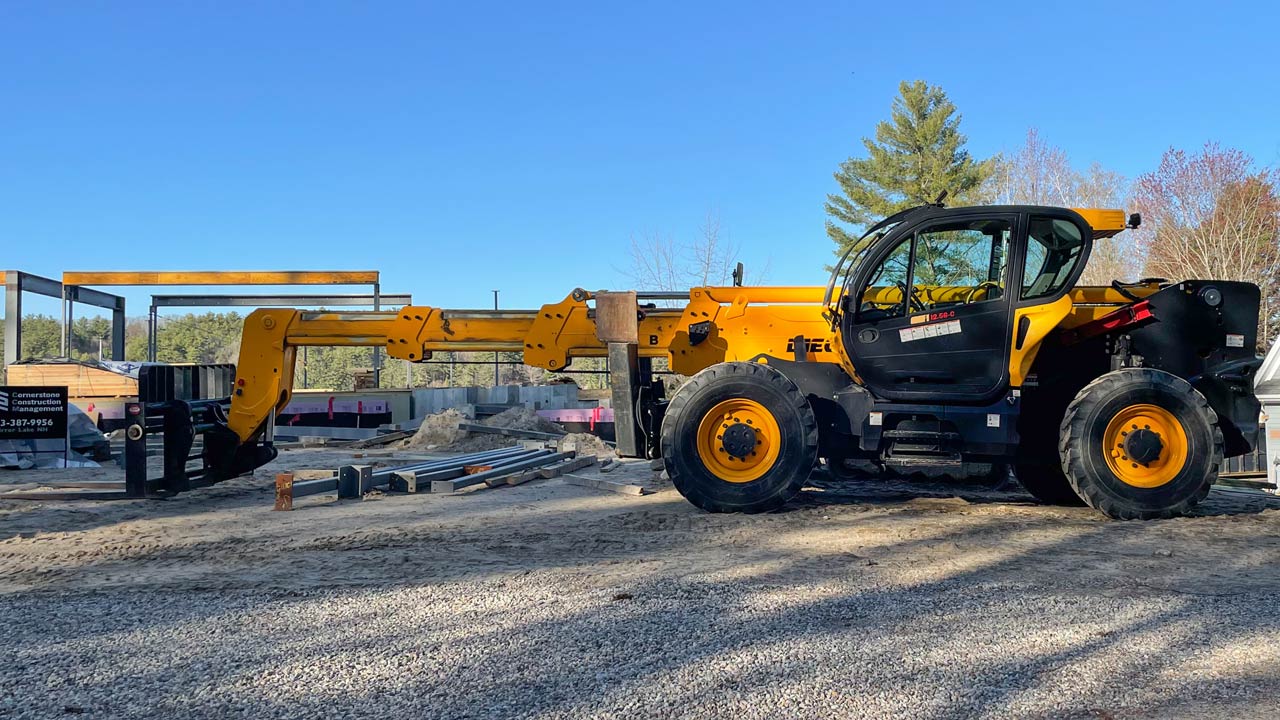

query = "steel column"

[4,271,21,369]
[111,296,125,360]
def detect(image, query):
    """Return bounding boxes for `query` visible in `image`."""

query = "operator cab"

[831,205,1093,403]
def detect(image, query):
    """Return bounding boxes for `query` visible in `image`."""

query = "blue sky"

[3,1,1278,319]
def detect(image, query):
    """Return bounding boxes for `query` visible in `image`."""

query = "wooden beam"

[563,474,647,496]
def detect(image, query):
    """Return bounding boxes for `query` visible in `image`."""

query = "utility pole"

[492,289,500,386]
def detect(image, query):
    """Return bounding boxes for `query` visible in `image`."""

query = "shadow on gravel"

[5,483,1280,718]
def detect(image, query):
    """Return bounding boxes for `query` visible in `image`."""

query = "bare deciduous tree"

[989,129,1076,205]
[1134,143,1280,345]
[624,211,768,296]
[989,129,1142,284]
[626,231,685,294]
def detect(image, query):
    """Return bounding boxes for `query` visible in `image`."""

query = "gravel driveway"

[3,453,1280,719]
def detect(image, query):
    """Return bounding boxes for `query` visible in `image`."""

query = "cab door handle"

[1015,316,1032,350]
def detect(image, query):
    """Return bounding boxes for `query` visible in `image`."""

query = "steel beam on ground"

[430,450,564,493]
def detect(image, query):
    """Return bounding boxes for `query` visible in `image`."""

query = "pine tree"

[825,80,993,258]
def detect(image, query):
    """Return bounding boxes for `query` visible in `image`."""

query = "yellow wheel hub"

[1102,403,1188,488]
[695,398,782,483]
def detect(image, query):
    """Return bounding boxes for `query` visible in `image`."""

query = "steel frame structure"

[4,270,126,369]
[58,271,389,383]
[146,293,412,362]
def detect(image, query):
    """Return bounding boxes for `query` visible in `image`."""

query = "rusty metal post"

[274,472,295,511]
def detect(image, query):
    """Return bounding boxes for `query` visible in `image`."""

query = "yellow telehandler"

[151,204,1262,519]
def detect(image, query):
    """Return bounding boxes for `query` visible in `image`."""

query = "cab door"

[841,212,1020,403]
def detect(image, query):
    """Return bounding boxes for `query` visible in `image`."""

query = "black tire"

[1060,368,1222,520]
[661,362,818,513]
[1013,461,1086,505]
[1014,395,1086,505]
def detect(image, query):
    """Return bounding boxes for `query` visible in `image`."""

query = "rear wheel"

[662,362,818,513]
[1060,369,1222,520]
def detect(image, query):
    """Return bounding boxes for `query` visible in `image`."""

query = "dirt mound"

[444,406,565,452]
[481,406,565,435]
[403,408,471,450]
[404,406,569,453]
[556,432,615,460]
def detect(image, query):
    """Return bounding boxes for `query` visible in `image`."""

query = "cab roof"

[1072,208,1128,239]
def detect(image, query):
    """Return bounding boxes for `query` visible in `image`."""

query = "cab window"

[856,217,1012,321]
[856,234,912,321]
[1022,216,1085,301]
[912,218,1011,307]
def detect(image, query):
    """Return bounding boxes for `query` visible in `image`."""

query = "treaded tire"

[1060,368,1222,520]
[1015,394,1086,505]
[1013,461,1086,506]
[661,362,818,513]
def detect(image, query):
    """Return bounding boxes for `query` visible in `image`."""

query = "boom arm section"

[226,286,841,445]
[190,285,843,482]
[231,289,635,442]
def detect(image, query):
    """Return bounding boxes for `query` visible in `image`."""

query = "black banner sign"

[0,386,69,440]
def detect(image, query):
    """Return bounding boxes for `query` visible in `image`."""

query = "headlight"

[1199,286,1222,308]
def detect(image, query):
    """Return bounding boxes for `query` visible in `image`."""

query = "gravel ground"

[3,452,1280,719]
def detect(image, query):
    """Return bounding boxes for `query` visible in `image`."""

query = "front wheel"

[1060,368,1222,520]
[661,362,818,513]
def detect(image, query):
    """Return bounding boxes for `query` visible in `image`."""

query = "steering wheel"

[965,281,1002,304]
[896,282,927,312]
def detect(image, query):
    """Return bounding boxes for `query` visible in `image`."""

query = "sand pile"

[482,406,565,436]
[445,406,566,452]
[405,406,570,453]
[402,408,471,450]
[556,432,616,460]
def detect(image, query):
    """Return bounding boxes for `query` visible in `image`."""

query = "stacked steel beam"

[273,445,574,510]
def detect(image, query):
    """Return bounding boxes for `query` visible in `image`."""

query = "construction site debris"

[274,446,535,508]
[539,456,598,478]
[563,473,647,496]
[482,406,565,434]
[436,407,567,453]
[457,422,564,440]
[343,429,415,449]
[430,450,571,493]
[556,432,616,460]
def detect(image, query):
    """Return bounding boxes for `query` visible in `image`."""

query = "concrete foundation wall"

[412,384,596,417]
